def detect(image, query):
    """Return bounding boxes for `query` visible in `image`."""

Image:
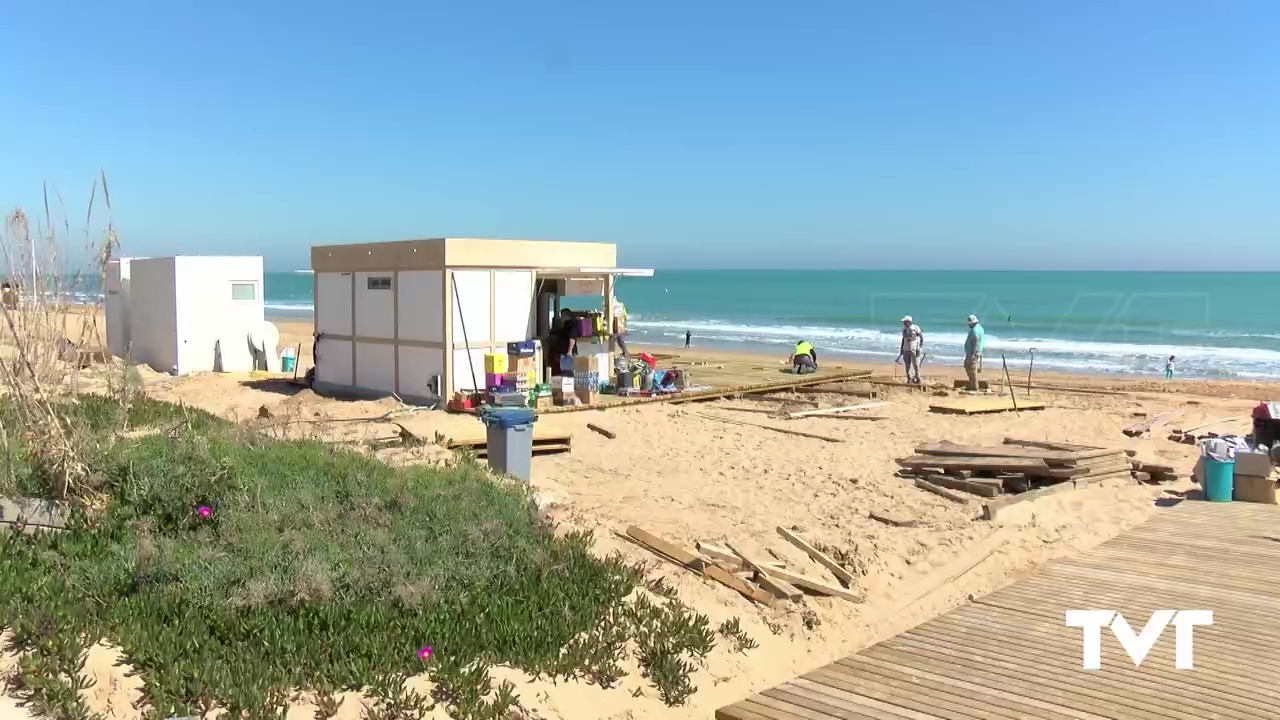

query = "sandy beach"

[4,312,1266,720]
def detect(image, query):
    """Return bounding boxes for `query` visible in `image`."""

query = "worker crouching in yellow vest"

[789,341,818,375]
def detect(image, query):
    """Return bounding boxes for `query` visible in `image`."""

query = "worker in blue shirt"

[964,314,985,391]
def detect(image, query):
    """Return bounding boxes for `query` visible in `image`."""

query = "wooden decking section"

[928,395,1047,415]
[716,499,1280,720]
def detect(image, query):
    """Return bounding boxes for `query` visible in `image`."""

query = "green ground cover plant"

[0,394,752,719]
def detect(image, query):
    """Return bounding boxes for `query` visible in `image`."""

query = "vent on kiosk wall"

[367,276,392,290]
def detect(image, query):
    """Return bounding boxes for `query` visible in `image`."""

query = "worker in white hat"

[964,314,985,391]
[897,315,923,385]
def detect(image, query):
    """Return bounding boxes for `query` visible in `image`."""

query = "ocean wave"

[265,301,316,311]
[630,318,1280,379]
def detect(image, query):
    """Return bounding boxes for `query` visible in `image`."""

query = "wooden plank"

[725,543,804,601]
[623,526,705,568]
[447,433,572,449]
[803,666,1007,720]
[928,397,1046,415]
[1169,415,1242,436]
[533,368,876,414]
[868,510,918,528]
[1001,437,1103,452]
[473,442,570,458]
[714,405,786,416]
[913,474,1001,498]
[786,401,890,419]
[775,527,856,586]
[911,478,973,505]
[754,572,804,601]
[897,454,1050,472]
[842,654,1114,720]
[740,696,839,720]
[696,541,745,569]
[794,386,880,399]
[1122,410,1179,437]
[586,423,616,439]
[623,526,776,607]
[730,542,863,602]
[981,481,1075,521]
[913,442,1084,464]
[694,412,844,443]
[862,639,1173,720]
[765,684,916,720]
[827,656,1100,720]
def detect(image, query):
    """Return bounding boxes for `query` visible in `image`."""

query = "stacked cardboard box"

[1231,452,1274,504]
[573,355,601,404]
[551,376,574,406]
[484,353,508,374]
[506,341,539,391]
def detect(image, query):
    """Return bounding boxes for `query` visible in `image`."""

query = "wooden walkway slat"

[716,500,1280,720]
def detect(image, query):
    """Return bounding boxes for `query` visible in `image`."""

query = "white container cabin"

[309,238,652,404]
[104,257,144,359]
[126,256,266,375]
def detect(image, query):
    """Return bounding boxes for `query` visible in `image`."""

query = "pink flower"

[417,646,433,661]
[197,505,212,519]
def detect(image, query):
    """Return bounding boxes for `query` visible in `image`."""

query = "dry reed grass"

[0,172,120,501]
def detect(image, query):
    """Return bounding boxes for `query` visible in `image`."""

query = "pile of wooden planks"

[1130,460,1182,483]
[896,438,1136,502]
[619,525,863,607]
[447,433,572,458]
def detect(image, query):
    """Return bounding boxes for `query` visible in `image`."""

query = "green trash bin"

[1203,456,1235,502]
[479,407,538,483]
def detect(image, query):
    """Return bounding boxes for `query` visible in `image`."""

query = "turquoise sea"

[261,270,1280,380]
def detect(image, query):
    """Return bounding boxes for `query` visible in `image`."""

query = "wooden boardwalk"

[716,499,1280,720]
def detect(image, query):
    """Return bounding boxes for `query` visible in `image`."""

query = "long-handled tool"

[1001,354,1019,412]
[1027,348,1037,395]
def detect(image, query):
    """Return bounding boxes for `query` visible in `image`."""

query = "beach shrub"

[0,396,742,718]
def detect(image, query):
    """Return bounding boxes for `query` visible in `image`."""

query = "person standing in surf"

[1165,355,1176,380]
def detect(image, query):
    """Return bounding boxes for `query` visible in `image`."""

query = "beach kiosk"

[309,238,652,404]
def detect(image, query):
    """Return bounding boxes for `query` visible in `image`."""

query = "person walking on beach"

[898,316,923,385]
[685,330,692,348]
[964,314,985,391]
[1165,355,1176,380]
[789,340,818,374]
[611,295,630,359]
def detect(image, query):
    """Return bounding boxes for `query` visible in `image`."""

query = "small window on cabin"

[367,276,392,290]
[231,283,257,301]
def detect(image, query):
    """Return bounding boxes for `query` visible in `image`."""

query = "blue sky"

[2,1,1277,271]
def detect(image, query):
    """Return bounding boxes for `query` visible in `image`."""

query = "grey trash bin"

[479,407,538,482]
